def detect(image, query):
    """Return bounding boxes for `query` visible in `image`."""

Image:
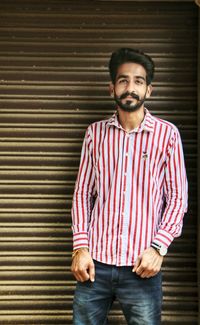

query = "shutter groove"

[0,1,198,324]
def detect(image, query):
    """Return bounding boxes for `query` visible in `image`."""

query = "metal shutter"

[0,0,198,324]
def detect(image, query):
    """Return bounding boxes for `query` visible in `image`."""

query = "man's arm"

[152,127,188,248]
[134,127,188,278]
[71,127,96,281]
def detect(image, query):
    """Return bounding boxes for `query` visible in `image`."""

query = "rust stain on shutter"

[0,0,198,324]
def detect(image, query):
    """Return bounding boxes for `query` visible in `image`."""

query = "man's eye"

[119,79,128,84]
[136,79,144,85]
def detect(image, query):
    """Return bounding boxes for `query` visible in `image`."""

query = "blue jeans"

[73,260,162,325]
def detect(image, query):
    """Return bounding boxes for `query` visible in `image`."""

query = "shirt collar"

[107,108,155,133]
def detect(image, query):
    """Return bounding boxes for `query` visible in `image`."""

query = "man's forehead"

[116,62,147,78]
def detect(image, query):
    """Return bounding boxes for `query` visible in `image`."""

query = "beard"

[114,90,146,113]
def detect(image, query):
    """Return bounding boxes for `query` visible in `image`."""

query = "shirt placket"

[116,132,130,265]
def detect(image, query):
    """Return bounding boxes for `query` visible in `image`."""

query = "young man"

[71,48,188,325]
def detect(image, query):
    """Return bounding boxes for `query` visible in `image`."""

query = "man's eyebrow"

[135,75,146,81]
[116,74,146,81]
[116,74,129,80]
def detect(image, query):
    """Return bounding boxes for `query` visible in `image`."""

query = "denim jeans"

[73,260,162,325]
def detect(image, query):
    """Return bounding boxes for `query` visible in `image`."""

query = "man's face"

[111,62,152,112]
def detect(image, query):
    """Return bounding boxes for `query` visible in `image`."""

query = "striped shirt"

[71,109,188,266]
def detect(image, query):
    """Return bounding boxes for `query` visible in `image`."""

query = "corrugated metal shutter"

[198,6,200,325]
[0,0,198,324]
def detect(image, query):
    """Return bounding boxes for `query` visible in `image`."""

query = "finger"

[71,263,80,281]
[132,256,141,272]
[137,255,160,277]
[140,269,152,278]
[88,261,95,282]
[141,264,160,278]
[73,266,89,282]
[72,270,82,282]
[79,268,90,282]
[135,261,147,276]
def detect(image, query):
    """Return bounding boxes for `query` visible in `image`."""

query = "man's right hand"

[71,248,95,282]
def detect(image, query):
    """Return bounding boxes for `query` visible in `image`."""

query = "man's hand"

[132,247,163,278]
[71,248,95,282]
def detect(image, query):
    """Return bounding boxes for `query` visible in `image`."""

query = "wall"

[0,0,198,324]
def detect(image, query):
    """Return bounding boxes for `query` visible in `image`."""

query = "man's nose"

[126,80,135,93]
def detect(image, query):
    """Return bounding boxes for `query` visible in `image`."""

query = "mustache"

[119,91,140,101]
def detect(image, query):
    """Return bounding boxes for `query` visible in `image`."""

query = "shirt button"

[125,153,128,157]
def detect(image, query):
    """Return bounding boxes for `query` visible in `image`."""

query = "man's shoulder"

[87,116,112,133]
[152,114,179,135]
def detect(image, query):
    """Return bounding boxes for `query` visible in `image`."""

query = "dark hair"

[109,48,155,85]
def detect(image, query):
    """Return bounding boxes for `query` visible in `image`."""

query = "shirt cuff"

[73,232,89,250]
[153,229,174,248]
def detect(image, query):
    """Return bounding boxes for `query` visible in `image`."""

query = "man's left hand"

[132,247,163,278]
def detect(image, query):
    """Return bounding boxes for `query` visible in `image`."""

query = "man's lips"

[126,96,136,100]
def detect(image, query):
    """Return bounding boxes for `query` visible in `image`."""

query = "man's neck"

[117,106,145,132]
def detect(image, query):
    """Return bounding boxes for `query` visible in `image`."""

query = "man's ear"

[146,84,153,98]
[109,83,114,97]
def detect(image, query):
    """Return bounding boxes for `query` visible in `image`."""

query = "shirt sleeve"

[153,127,188,248]
[71,126,96,250]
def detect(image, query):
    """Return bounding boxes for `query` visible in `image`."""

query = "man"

[71,48,188,325]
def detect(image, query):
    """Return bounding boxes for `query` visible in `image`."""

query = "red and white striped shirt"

[71,109,188,266]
